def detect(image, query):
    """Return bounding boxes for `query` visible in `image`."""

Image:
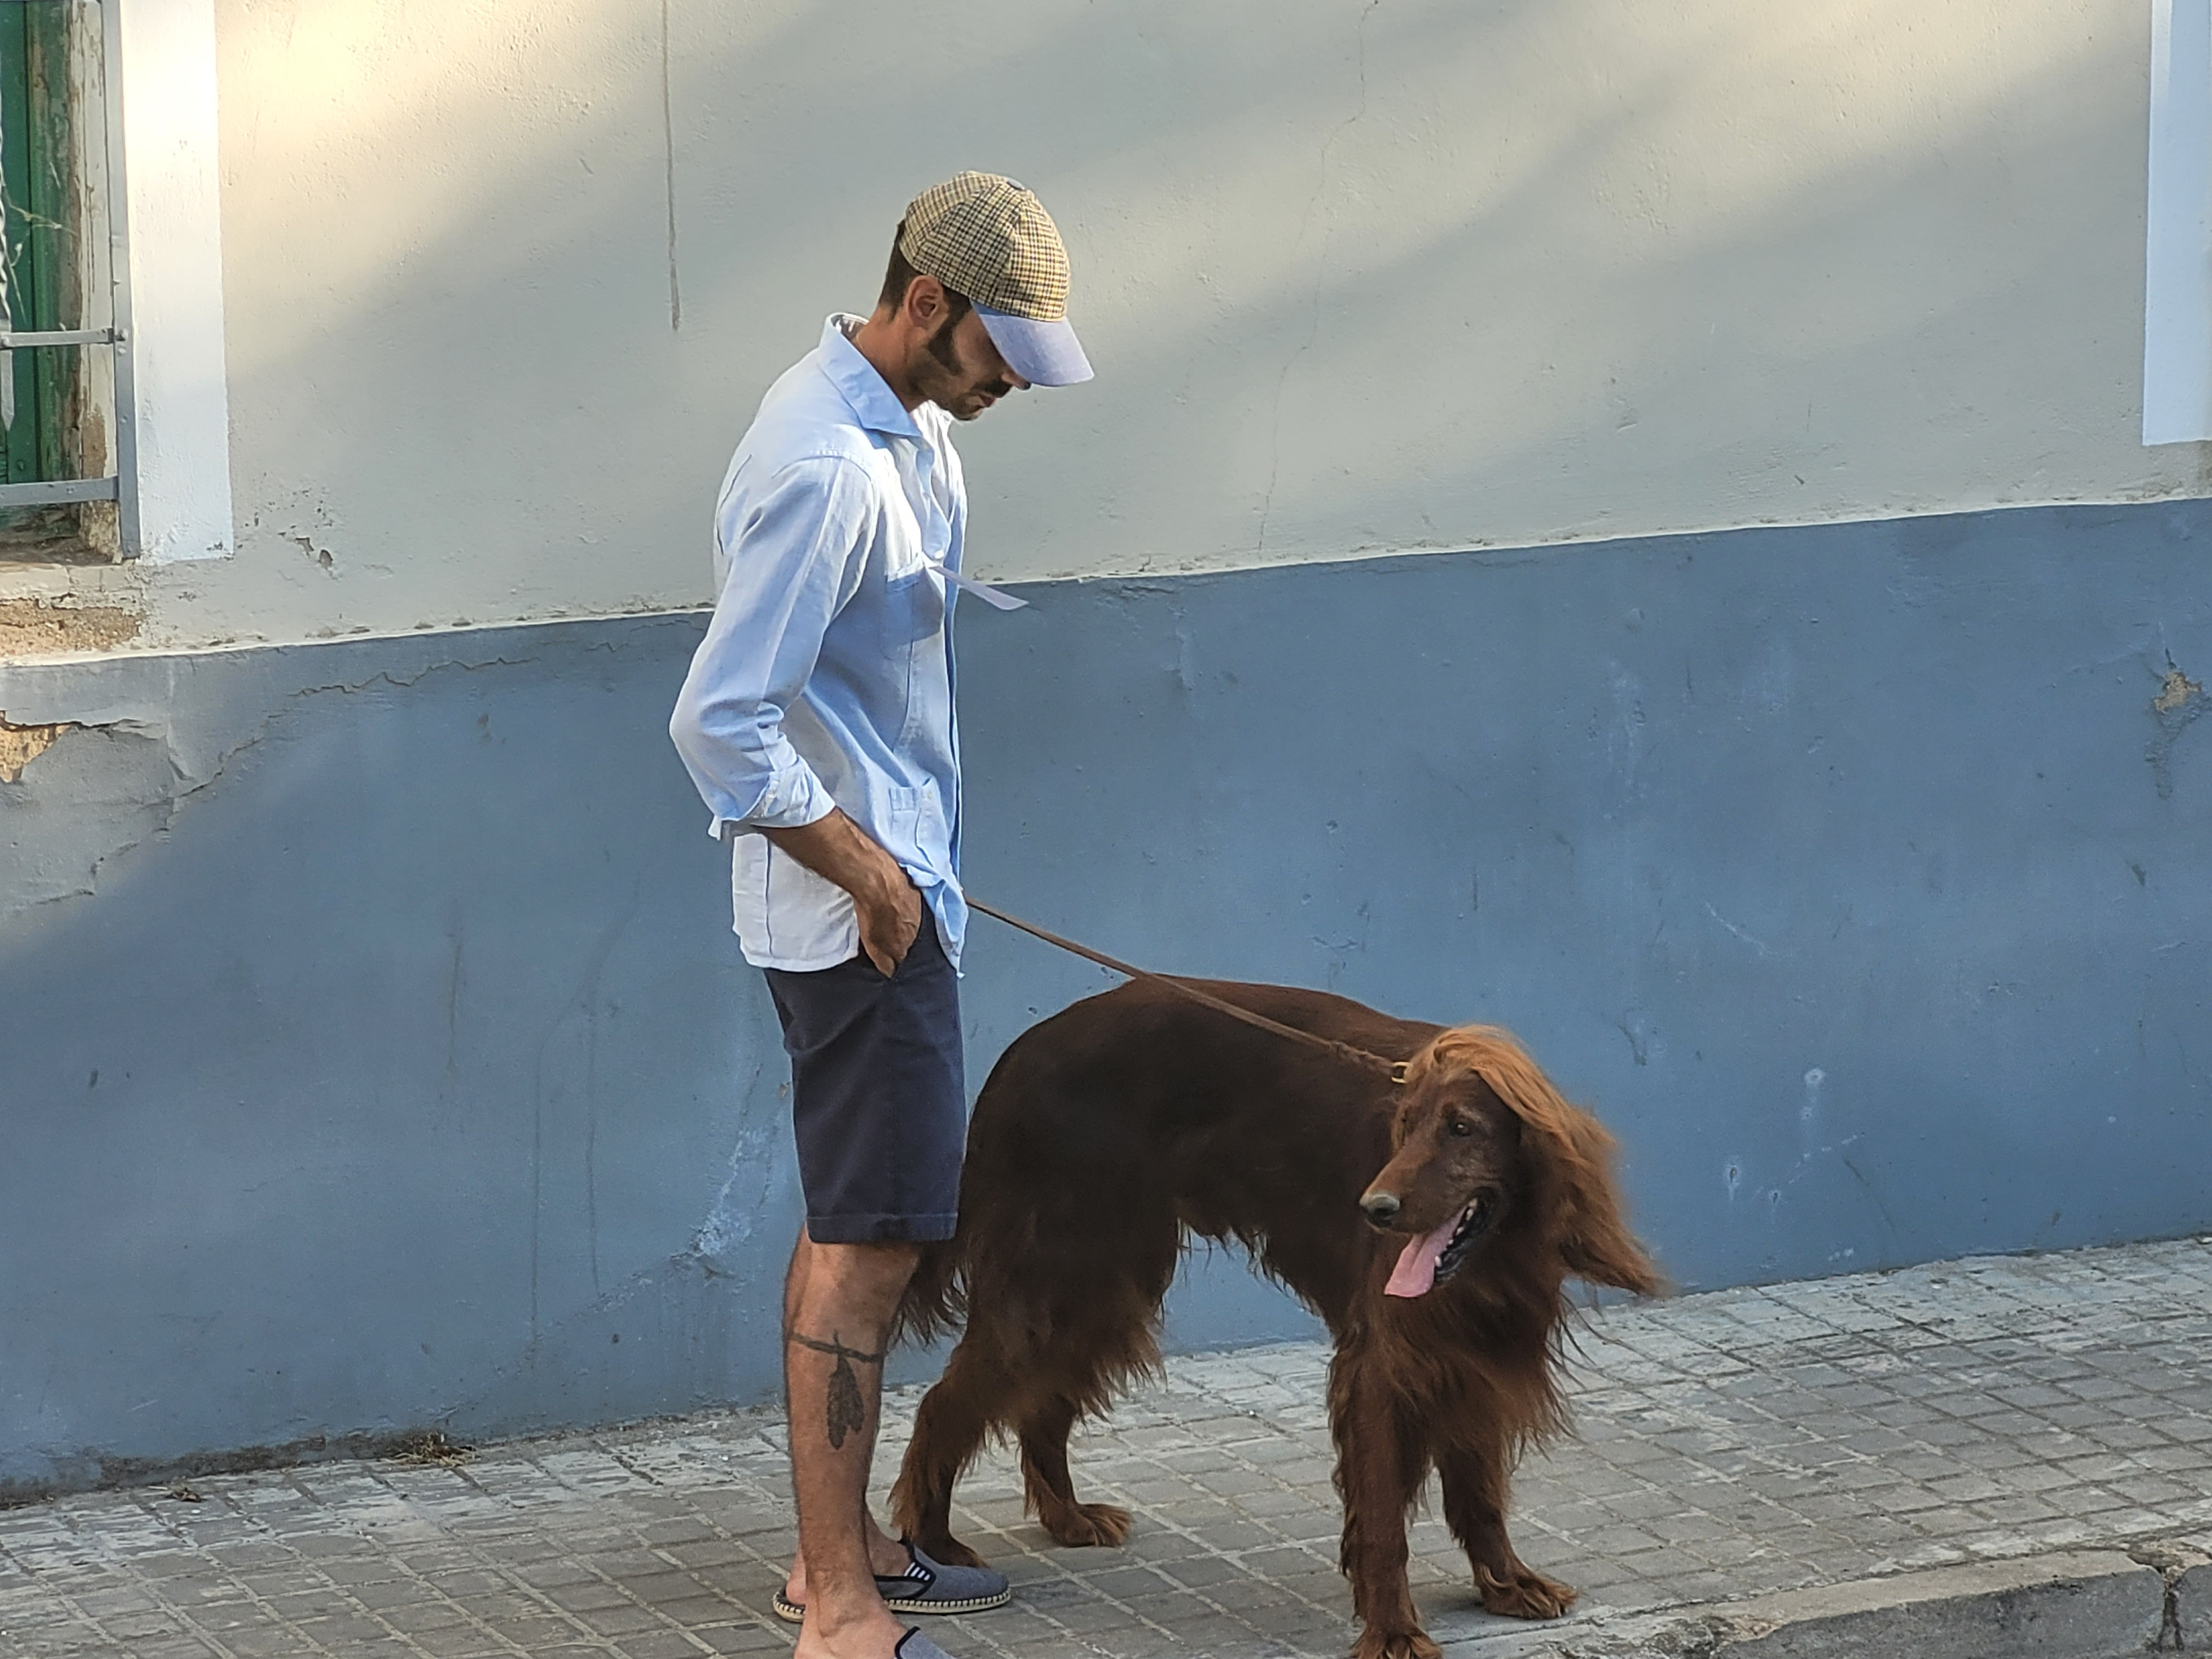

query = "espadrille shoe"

[771,1542,1012,1623]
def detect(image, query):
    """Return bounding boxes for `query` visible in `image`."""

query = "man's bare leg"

[783,1228,921,1659]
[785,1233,912,1599]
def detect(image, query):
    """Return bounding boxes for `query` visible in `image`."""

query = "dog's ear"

[1436,1028,1664,1297]
[1531,1101,1665,1297]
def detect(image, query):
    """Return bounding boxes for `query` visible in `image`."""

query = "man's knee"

[795,1235,921,1310]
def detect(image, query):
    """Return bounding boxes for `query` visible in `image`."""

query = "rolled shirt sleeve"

[669,456,873,836]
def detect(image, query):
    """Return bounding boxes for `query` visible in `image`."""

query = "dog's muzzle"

[1433,1190,1500,1282]
[1375,1187,1505,1297]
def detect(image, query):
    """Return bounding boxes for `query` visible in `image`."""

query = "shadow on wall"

[196,0,2183,640]
[0,621,808,1498]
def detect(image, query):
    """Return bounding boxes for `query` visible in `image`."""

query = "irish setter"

[890,976,1662,1659]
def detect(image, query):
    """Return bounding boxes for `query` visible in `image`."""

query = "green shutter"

[0,0,75,501]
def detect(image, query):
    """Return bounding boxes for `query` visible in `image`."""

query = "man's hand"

[763,809,925,976]
[852,862,923,977]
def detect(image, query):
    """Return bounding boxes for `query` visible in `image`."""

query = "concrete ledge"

[1705,1553,2166,1659]
[1438,1550,2175,1658]
[2182,1561,2211,1648]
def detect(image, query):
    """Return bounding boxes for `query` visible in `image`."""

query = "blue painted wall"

[2,499,2208,1495]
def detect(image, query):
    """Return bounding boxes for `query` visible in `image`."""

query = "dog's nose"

[1360,1192,1402,1224]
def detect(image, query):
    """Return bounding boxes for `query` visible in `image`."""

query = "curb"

[1430,1547,2208,1658]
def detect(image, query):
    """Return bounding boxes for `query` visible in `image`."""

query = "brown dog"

[890,976,1661,1659]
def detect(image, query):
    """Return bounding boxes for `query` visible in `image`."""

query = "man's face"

[912,309,1029,421]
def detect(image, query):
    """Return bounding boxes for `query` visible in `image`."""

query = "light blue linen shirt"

[669,315,969,971]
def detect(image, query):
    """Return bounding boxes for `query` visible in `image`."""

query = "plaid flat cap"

[900,172,1093,387]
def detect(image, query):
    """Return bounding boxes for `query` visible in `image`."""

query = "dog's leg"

[1329,1352,1440,1659]
[1436,1441,1575,1619]
[889,1340,1011,1569]
[1017,1393,1133,1549]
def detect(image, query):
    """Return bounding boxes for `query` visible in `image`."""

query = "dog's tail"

[893,1229,970,1348]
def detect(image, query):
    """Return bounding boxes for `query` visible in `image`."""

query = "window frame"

[2146,0,2212,447]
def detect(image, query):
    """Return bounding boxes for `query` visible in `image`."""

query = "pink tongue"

[1384,1214,1461,1299]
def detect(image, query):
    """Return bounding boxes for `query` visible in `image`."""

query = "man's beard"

[924,312,966,374]
[919,314,1012,419]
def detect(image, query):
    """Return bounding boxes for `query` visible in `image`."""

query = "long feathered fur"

[891,983,1660,1659]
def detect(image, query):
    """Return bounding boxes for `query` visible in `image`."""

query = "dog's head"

[1359,1026,1662,1301]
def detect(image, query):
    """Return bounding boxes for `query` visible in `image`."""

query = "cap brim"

[975,305,1093,387]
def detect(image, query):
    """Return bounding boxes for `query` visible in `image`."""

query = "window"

[2146,0,2212,447]
[0,0,121,562]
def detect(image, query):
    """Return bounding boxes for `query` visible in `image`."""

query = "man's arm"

[670,459,871,834]
[763,808,922,977]
[670,458,930,974]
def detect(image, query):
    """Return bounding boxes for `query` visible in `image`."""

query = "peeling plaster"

[0,719,194,917]
[0,644,554,927]
[2154,665,2203,713]
[0,716,72,782]
[0,599,144,661]
[2148,659,2209,799]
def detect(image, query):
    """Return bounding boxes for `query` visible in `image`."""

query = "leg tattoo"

[788,1330,886,1451]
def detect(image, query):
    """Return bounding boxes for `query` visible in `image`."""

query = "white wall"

[5,0,2206,654]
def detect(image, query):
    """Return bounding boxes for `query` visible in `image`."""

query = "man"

[669,173,1093,1659]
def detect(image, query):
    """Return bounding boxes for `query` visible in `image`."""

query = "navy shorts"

[762,921,965,1244]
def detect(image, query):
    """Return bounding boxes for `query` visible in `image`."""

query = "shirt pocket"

[881,509,928,584]
[882,556,947,647]
[869,782,923,864]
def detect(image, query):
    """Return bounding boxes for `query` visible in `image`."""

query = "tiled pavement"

[3,1239,2210,1658]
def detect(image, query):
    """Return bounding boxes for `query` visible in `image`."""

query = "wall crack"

[1256,0,1382,558]
[5,648,547,922]
[659,0,682,332]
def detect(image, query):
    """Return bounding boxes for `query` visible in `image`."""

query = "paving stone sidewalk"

[4,1238,2210,1659]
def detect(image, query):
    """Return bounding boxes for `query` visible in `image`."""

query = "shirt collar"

[818,313,922,442]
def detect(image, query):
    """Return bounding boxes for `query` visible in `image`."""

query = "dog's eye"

[1447,1117,1472,1137]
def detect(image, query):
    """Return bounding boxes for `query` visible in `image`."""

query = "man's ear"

[901,273,950,331]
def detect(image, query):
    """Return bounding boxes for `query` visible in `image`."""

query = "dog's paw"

[1351,1628,1442,1659]
[1474,1563,1577,1620]
[914,1533,988,1570]
[1041,1501,1133,1549]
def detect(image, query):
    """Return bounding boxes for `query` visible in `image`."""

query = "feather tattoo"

[786,1330,885,1450]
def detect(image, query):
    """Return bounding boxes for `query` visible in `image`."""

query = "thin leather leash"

[966,896,1409,1085]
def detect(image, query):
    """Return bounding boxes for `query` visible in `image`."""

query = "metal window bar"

[0,472,107,503]
[0,0,123,524]
[0,325,111,347]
